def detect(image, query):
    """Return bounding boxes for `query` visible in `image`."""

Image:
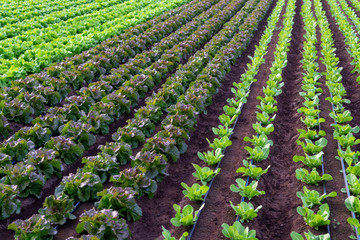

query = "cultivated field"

[1,0,360,239]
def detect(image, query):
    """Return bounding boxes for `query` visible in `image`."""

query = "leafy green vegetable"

[95,187,142,221]
[290,231,330,240]
[170,204,199,227]
[181,182,209,201]
[230,178,265,200]
[38,195,75,225]
[24,148,62,179]
[296,168,333,185]
[197,148,224,166]
[192,163,220,185]
[297,186,337,208]
[82,154,119,183]
[110,168,157,198]
[293,152,323,168]
[161,226,188,240]
[44,136,84,165]
[345,196,360,216]
[0,184,21,220]
[131,151,168,182]
[236,160,270,180]
[297,204,330,230]
[230,201,262,222]
[55,170,103,202]
[8,214,56,240]
[76,209,129,239]
[221,221,258,240]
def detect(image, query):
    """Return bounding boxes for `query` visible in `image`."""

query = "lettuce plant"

[0,138,35,162]
[245,144,271,162]
[293,152,323,168]
[296,138,327,155]
[112,126,145,149]
[126,117,155,137]
[95,187,142,221]
[55,170,103,202]
[221,221,258,240]
[298,129,326,141]
[300,116,325,128]
[0,115,12,138]
[142,136,180,162]
[297,204,330,230]
[3,163,45,198]
[181,182,209,201]
[291,231,330,240]
[98,141,132,166]
[162,226,188,240]
[212,125,234,138]
[131,151,168,181]
[297,186,337,208]
[158,125,189,154]
[170,204,199,227]
[256,101,278,114]
[337,146,360,166]
[8,214,56,240]
[76,209,129,240]
[192,163,220,185]
[334,132,360,148]
[332,123,359,137]
[44,136,84,165]
[110,168,157,198]
[208,136,232,151]
[82,154,119,183]
[230,178,265,200]
[244,134,273,148]
[60,121,96,150]
[0,98,34,124]
[346,174,360,196]
[236,160,270,180]
[346,162,360,176]
[24,148,62,179]
[38,195,75,225]
[296,168,333,185]
[32,113,66,134]
[0,184,21,220]
[14,124,51,148]
[256,111,276,125]
[83,111,112,135]
[345,196,360,216]
[252,122,274,135]
[198,148,224,166]
[329,110,353,123]
[230,201,262,222]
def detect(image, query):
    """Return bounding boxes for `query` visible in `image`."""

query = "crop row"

[315,0,360,237]
[0,0,191,85]
[291,0,334,238]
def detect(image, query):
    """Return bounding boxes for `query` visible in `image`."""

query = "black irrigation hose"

[187,84,252,240]
[329,92,360,240]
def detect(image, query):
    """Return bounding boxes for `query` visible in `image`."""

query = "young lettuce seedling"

[170,204,200,227]
[345,196,360,216]
[197,148,224,166]
[161,226,188,240]
[230,178,265,200]
[296,186,337,208]
[293,152,323,168]
[296,168,333,186]
[181,182,209,201]
[290,231,330,240]
[297,203,330,230]
[230,201,262,222]
[192,163,220,185]
[221,221,258,240]
[236,160,270,180]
